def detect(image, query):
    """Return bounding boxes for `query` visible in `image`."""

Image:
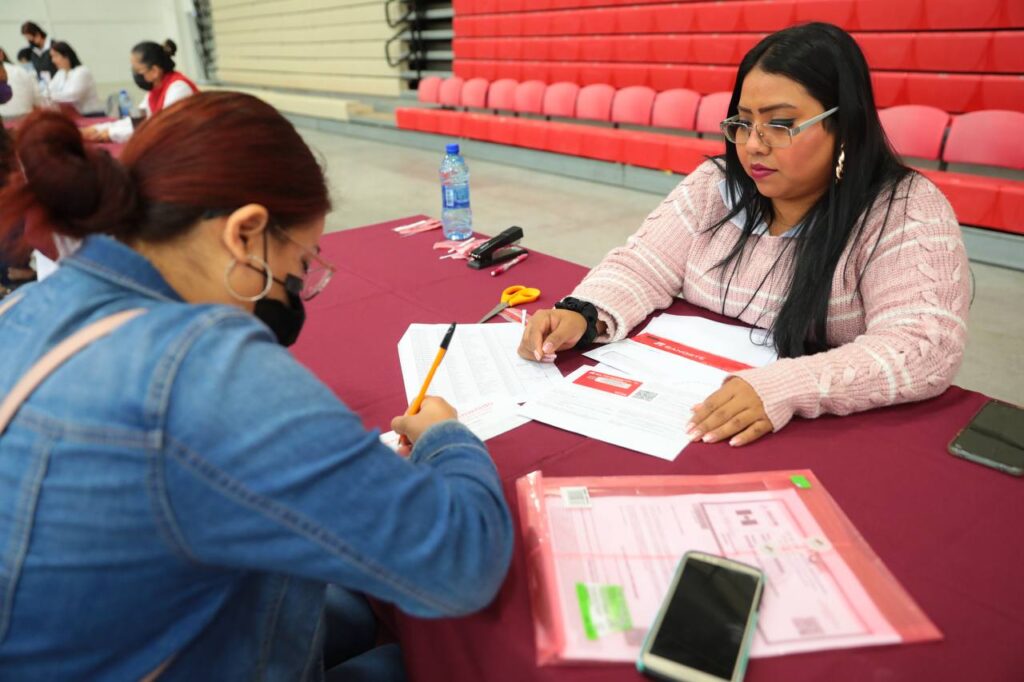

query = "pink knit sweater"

[571,160,971,431]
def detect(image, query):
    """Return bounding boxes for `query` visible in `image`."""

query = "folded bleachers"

[450,0,1023,114]
[398,77,1024,237]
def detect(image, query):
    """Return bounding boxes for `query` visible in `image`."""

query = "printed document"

[519,365,700,460]
[397,323,562,440]
[544,488,899,661]
[584,315,777,395]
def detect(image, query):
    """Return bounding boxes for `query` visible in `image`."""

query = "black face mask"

[132,71,153,91]
[253,274,306,347]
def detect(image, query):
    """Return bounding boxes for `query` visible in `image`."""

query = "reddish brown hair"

[0,91,331,248]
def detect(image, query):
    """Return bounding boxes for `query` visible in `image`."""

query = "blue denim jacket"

[0,236,514,680]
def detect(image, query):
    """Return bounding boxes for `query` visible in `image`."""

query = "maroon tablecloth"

[292,216,1022,681]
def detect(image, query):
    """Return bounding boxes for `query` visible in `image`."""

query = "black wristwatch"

[554,297,600,348]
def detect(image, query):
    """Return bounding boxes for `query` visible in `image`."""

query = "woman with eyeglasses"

[520,22,969,446]
[0,93,512,680]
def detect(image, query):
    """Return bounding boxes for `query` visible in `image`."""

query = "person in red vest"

[83,39,198,144]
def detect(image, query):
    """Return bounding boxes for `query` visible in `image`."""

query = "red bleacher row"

[453,61,1023,113]
[452,0,1024,32]
[454,32,1024,74]
[396,77,1024,235]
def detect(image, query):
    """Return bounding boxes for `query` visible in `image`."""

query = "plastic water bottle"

[117,89,132,118]
[440,143,473,240]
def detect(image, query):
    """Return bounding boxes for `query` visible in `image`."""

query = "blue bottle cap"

[445,143,460,154]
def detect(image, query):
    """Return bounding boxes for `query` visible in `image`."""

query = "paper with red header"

[540,486,901,661]
[519,365,699,460]
[584,315,777,394]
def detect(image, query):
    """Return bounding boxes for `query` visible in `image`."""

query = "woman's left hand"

[687,378,773,447]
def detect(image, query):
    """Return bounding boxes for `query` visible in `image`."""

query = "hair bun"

[162,39,177,57]
[14,111,140,239]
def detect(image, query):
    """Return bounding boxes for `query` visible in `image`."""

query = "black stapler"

[467,226,527,269]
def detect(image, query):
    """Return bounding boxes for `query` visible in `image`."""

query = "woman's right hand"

[81,126,108,142]
[391,396,458,447]
[517,308,588,362]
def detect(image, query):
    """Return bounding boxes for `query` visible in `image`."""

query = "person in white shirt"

[47,41,103,116]
[82,39,198,144]
[0,47,42,118]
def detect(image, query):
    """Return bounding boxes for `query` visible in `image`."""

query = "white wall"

[0,0,200,100]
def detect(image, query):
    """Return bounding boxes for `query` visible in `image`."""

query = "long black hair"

[50,41,82,69]
[133,39,177,73]
[709,22,913,358]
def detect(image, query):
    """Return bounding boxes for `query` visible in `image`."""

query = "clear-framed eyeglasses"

[720,106,839,148]
[270,225,336,301]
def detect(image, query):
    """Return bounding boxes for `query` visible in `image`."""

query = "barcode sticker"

[560,486,592,509]
[793,616,826,637]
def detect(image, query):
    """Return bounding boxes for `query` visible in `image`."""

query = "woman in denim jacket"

[0,93,513,681]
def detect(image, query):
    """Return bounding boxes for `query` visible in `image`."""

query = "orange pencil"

[399,322,457,448]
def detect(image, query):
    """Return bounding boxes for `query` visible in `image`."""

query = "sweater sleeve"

[570,160,722,341]
[735,176,970,430]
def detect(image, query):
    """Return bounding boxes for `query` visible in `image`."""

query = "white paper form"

[544,488,899,662]
[380,399,528,447]
[397,323,563,440]
[519,365,702,460]
[584,315,777,396]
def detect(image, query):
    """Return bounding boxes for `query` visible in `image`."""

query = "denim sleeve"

[155,309,513,618]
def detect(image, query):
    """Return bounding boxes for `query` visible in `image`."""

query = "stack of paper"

[396,323,564,441]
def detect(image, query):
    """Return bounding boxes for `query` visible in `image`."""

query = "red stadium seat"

[991,32,1024,74]
[612,86,657,126]
[647,35,693,64]
[487,78,519,111]
[855,0,924,31]
[943,110,1024,170]
[576,83,616,122]
[922,170,1000,229]
[664,136,726,174]
[461,78,490,109]
[794,0,855,30]
[878,105,950,160]
[696,92,731,134]
[871,72,907,109]
[905,73,983,113]
[996,182,1024,235]
[652,89,701,130]
[438,77,465,108]
[924,0,1004,30]
[978,76,1024,112]
[417,77,442,104]
[912,32,991,73]
[687,66,737,95]
[856,33,915,71]
[542,81,580,118]
[514,80,547,114]
[610,35,652,63]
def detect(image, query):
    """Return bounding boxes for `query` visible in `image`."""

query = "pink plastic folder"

[516,469,942,666]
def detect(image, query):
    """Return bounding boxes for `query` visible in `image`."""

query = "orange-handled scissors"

[477,285,541,323]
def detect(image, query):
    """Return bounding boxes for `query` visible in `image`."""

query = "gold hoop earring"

[835,144,846,183]
[224,255,273,302]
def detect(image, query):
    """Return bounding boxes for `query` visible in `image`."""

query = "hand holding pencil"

[393,323,458,450]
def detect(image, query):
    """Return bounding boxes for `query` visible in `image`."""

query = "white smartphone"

[637,551,765,682]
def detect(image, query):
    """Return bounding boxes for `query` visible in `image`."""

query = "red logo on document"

[573,370,642,397]
[631,333,754,372]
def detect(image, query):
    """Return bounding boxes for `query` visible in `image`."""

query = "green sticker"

[791,474,812,489]
[576,583,633,641]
